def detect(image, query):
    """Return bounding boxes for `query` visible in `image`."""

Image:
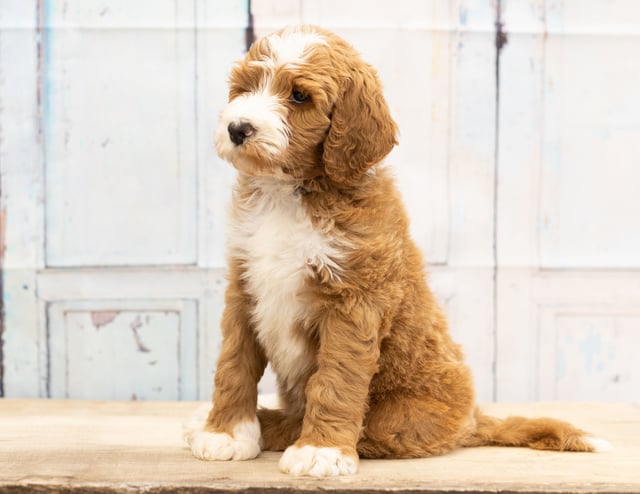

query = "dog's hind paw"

[279,444,358,477]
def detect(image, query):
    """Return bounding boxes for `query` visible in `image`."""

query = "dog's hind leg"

[358,359,476,459]
[357,390,476,459]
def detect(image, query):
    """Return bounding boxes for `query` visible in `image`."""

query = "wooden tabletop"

[0,400,638,493]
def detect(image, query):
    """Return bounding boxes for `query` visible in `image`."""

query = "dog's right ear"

[322,60,398,185]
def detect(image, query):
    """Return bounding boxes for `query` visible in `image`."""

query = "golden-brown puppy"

[184,25,608,477]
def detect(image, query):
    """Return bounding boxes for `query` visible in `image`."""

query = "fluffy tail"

[462,408,610,452]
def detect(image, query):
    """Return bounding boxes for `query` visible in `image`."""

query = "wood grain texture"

[0,400,638,493]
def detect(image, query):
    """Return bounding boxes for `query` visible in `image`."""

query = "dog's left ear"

[322,62,398,184]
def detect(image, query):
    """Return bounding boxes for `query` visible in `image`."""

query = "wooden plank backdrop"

[0,0,639,403]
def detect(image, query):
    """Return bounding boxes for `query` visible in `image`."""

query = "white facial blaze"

[215,89,290,161]
[264,28,327,68]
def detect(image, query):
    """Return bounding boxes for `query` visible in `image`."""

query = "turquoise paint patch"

[459,7,468,26]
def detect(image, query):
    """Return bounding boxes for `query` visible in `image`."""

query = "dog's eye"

[291,90,310,104]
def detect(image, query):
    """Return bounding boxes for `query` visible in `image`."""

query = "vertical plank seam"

[493,0,508,402]
[245,0,255,52]
[536,1,547,273]
[535,1,548,401]
[445,1,454,268]
[0,112,4,396]
[177,304,183,400]
[37,0,51,398]
[0,14,5,394]
[192,0,200,400]
[45,302,52,397]
[194,0,200,268]
[37,0,49,269]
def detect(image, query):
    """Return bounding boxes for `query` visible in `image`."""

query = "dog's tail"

[461,408,611,452]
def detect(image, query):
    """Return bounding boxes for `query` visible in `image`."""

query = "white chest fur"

[227,180,341,387]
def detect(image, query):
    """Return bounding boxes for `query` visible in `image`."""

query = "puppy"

[184,25,607,477]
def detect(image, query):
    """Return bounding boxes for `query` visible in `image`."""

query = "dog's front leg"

[185,262,267,461]
[279,302,381,477]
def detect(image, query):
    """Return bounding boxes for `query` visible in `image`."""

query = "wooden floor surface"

[0,400,638,493]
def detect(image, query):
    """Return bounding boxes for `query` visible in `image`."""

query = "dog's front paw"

[279,444,358,477]
[183,409,261,461]
[189,429,261,460]
[182,403,212,444]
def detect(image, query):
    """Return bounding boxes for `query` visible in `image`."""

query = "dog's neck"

[236,164,384,205]
[240,174,304,195]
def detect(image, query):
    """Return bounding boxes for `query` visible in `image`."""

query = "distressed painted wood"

[495,0,640,402]
[36,267,228,400]
[0,0,247,400]
[43,0,198,266]
[539,309,639,401]
[2,0,640,404]
[0,0,45,397]
[1,400,638,493]
[47,300,197,400]
[539,0,640,269]
[498,271,640,402]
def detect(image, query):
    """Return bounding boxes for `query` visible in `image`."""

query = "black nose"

[228,121,256,145]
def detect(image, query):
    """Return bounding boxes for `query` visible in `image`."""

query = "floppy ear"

[322,62,398,184]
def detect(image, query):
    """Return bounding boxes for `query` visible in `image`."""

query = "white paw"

[182,403,211,444]
[189,428,261,461]
[183,407,261,461]
[279,445,358,477]
[585,437,613,452]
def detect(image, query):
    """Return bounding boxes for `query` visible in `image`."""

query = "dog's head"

[215,25,398,184]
